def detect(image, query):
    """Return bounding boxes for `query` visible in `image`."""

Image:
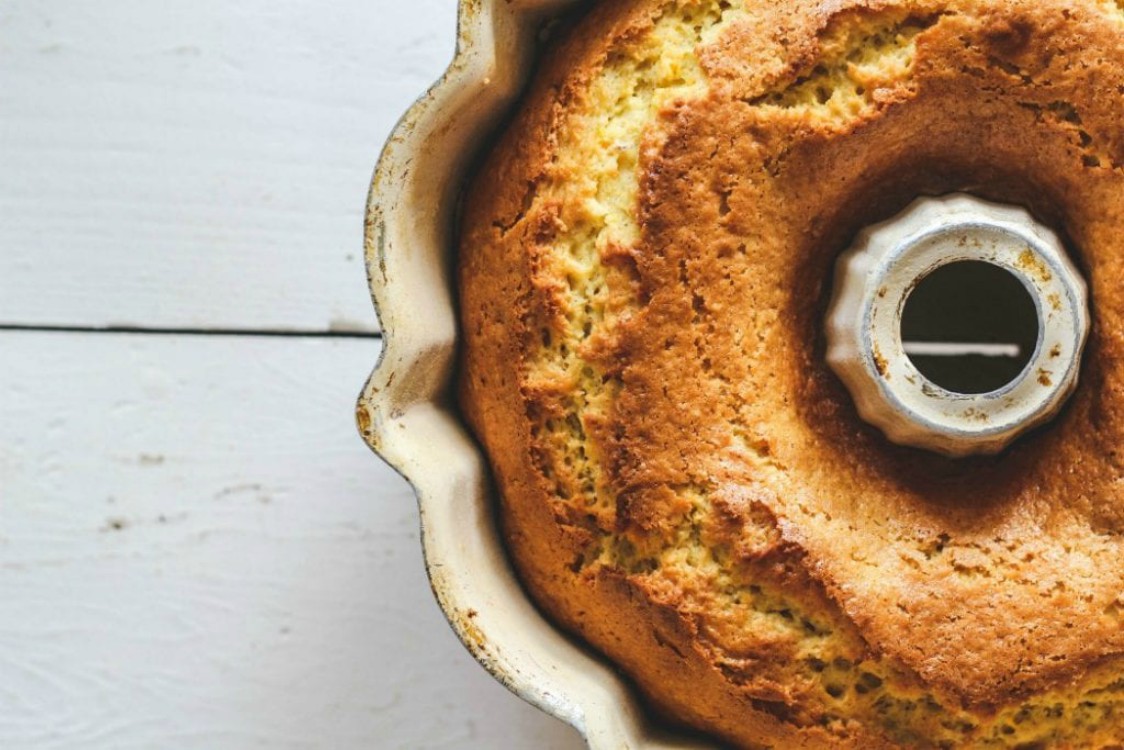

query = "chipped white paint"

[0,333,583,749]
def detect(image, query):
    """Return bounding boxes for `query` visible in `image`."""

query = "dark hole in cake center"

[900,260,1039,395]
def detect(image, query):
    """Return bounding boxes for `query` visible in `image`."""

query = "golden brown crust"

[460,0,1124,746]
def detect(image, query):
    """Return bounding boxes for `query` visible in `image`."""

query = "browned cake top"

[459,0,1124,746]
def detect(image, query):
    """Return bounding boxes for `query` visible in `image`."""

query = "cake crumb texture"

[460,0,1124,746]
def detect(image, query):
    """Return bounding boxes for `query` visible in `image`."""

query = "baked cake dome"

[459,0,1124,746]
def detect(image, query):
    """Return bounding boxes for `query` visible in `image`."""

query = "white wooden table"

[0,2,584,747]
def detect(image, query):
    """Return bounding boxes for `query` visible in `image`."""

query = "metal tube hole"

[900,260,1039,395]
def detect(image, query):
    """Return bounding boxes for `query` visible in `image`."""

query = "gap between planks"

[0,323,381,339]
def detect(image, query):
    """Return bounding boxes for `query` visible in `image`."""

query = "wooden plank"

[0,332,583,749]
[0,1,460,332]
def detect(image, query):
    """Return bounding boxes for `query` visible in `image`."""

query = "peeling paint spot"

[873,345,890,378]
[356,405,373,435]
[1017,247,1053,282]
[214,483,271,504]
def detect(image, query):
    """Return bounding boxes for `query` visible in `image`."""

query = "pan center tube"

[825,194,1090,457]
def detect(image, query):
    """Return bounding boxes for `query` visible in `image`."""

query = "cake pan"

[357,0,711,746]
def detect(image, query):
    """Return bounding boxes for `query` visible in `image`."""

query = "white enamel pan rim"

[357,0,714,747]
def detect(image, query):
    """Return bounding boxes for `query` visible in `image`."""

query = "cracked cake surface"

[458,0,1124,746]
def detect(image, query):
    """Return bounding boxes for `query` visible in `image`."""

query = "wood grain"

[0,332,583,749]
[0,0,458,333]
